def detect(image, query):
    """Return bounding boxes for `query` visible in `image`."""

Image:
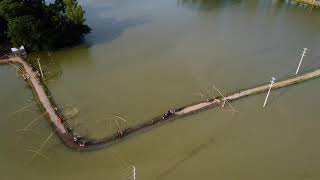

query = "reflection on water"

[83,0,151,45]
[86,16,150,44]
[1,0,320,179]
[177,0,243,10]
[178,0,314,12]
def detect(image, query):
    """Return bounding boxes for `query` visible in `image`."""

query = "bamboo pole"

[37,58,44,79]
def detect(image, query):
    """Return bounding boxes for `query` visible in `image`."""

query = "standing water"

[1,0,320,179]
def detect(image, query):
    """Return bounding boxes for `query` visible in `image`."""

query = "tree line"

[0,0,91,51]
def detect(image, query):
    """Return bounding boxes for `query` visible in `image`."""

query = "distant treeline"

[0,0,91,51]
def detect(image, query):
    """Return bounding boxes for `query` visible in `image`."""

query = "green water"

[1,0,320,179]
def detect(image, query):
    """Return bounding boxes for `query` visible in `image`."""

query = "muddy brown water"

[1,0,320,179]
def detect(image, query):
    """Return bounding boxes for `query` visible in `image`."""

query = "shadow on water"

[157,137,215,180]
[85,16,150,45]
[79,0,151,45]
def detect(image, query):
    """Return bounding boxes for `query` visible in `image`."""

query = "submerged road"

[1,56,320,151]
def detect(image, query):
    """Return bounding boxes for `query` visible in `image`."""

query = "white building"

[11,45,27,56]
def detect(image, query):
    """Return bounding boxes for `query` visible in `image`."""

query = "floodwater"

[1,0,320,179]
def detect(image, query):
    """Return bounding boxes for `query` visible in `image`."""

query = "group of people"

[66,125,86,147]
[22,65,40,81]
[22,74,29,80]
[73,134,86,147]
[162,109,175,119]
[112,128,125,140]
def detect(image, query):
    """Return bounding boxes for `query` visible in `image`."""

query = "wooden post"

[37,58,44,79]
[222,99,226,108]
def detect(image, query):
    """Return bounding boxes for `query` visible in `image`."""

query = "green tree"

[64,0,85,24]
[50,0,66,13]
[0,0,91,51]
[0,16,5,38]
[0,0,31,20]
[6,15,42,50]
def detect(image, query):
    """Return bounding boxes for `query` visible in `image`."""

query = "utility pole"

[296,48,308,75]
[132,165,136,180]
[263,77,276,108]
[37,58,44,79]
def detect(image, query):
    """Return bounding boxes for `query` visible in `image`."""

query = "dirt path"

[1,56,320,151]
[2,57,67,132]
[224,69,320,101]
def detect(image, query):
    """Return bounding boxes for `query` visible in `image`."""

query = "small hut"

[11,46,27,57]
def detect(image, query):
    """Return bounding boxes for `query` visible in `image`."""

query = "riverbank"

[1,56,320,151]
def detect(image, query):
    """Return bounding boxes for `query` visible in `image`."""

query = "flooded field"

[1,0,320,179]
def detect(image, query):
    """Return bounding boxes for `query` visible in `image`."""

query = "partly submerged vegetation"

[0,0,91,52]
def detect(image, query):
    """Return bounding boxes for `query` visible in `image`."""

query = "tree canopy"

[0,0,91,51]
